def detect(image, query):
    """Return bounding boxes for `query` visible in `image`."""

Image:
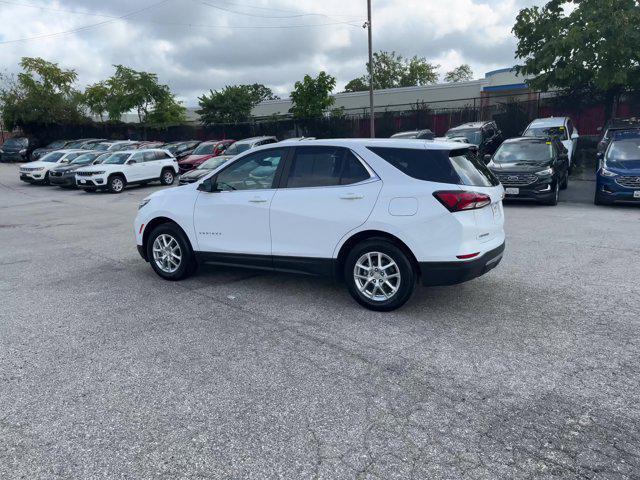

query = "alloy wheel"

[163,171,174,184]
[152,234,182,273]
[353,251,401,302]
[111,177,124,192]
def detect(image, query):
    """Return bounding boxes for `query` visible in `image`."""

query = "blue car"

[595,134,640,205]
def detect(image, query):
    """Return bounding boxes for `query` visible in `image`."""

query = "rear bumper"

[420,242,505,286]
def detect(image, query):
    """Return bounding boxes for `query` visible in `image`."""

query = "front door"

[270,146,382,259]
[193,148,286,257]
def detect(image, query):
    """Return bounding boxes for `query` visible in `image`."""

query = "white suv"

[75,149,178,193]
[135,139,505,311]
[19,149,87,184]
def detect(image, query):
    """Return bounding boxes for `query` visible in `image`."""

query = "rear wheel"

[344,240,416,311]
[107,175,125,194]
[160,168,175,186]
[147,223,197,280]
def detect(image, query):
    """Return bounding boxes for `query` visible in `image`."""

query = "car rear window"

[368,147,499,187]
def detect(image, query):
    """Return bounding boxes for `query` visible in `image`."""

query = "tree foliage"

[513,0,640,118]
[104,65,185,125]
[444,64,474,83]
[83,81,110,122]
[197,83,278,125]
[0,57,84,130]
[344,51,440,92]
[289,71,336,120]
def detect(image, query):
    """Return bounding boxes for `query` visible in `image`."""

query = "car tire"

[160,168,175,186]
[542,182,559,206]
[42,172,50,185]
[344,239,416,311]
[560,173,568,190]
[107,174,126,194]
[147,223,197,281]
[594,192,612,206]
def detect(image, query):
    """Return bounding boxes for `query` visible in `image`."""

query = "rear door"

[270,146,382,260]
[126,152,146,181]
[141,151,161,179]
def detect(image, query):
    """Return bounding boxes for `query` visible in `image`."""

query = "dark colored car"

[0,137,38,163]
[597,118,640,158]
[178,139,235,174]
[595,133,640,205]
[49,151,107,187]
[165,140,201,160]
[31,139,75,160]
[179,156,231,184]
[390,129,435,140]
[135,141,165,149]
[445,121,503,157]
[487,137,569,206]
[64,138,106,149]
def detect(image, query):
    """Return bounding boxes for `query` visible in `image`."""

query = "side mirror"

[571,132,579,140]
[61,159,70,164]
[483,154,491,164]
[197,178,217,192]
[597,126,603,132]
[127,159,137,164]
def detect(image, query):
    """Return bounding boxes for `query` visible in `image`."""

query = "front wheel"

[107,175,126,194]
[542,182,559,206]
[160,169,175,186]
[344,240,416,311]
[147,223,197,280]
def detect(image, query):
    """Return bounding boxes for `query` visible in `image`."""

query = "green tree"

[444,64,474,83]
[83,81,110,122]
[343,51,440,92]
[0,57,84,130]
[105,65,183,125]
[513,0,640,119]
[197,84,278,125]
[289,71,336,120]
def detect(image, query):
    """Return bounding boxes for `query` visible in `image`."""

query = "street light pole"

[366,0,375,138]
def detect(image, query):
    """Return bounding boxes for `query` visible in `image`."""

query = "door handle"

[340,193,364,200]
[249,198,268,203]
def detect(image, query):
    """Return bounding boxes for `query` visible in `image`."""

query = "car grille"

[615,176,640,188]
[76,171,95,177]
[496,173,538,186]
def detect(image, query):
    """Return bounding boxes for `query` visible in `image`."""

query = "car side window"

[131,152,144,162]
[155,151,169,160]
[215,148,284,191]
[143,151,157,162]
[285,147,370,188]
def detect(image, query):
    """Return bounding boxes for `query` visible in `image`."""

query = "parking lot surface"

[1,163,639,479]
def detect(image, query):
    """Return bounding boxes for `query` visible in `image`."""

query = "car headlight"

[138,198,151,210]
[601,167,617,177]
[535,167,554,176]
[91,171,106,175]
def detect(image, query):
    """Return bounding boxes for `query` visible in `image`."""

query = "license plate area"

[634,190,640,199]
[505,187,519,195]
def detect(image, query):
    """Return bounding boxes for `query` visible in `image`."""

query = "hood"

[180,154,213,165]
[76,164,111,173]
[605,159,640,173]
[488,159,553,173]
[181,168,210,180]
[20,160,50,169]
[52,163,85,173]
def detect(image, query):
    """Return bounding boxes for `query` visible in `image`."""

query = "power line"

[197,0,361,17]
[197,0,360,20]
[0,0,120,18]
[0,0,173,45]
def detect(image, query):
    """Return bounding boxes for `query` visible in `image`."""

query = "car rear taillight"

[433,191,491,212]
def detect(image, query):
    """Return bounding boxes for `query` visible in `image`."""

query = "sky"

[0,0,546,107]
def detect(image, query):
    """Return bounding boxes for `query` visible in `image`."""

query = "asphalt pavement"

[1,163,639,479]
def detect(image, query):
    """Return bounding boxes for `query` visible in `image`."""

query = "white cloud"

[0,0,547,105]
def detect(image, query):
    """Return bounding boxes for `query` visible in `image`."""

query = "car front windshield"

[192,143,215,155]
[70,153,98,165]
[94,153,111,164]
[110,143,132,151]
[524,125,568,140]
[224,143,251,156]
[606,139,640,164]
[198,158,227,170]
[103,153,130,164]
[4,138,27,148]
[492,142,553,164]
[47,140,67,149]
[446,129,482,145]
[41,152,65,162]
[95,143,110,151]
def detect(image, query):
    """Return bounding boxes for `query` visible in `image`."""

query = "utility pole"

[366,0,375,138]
